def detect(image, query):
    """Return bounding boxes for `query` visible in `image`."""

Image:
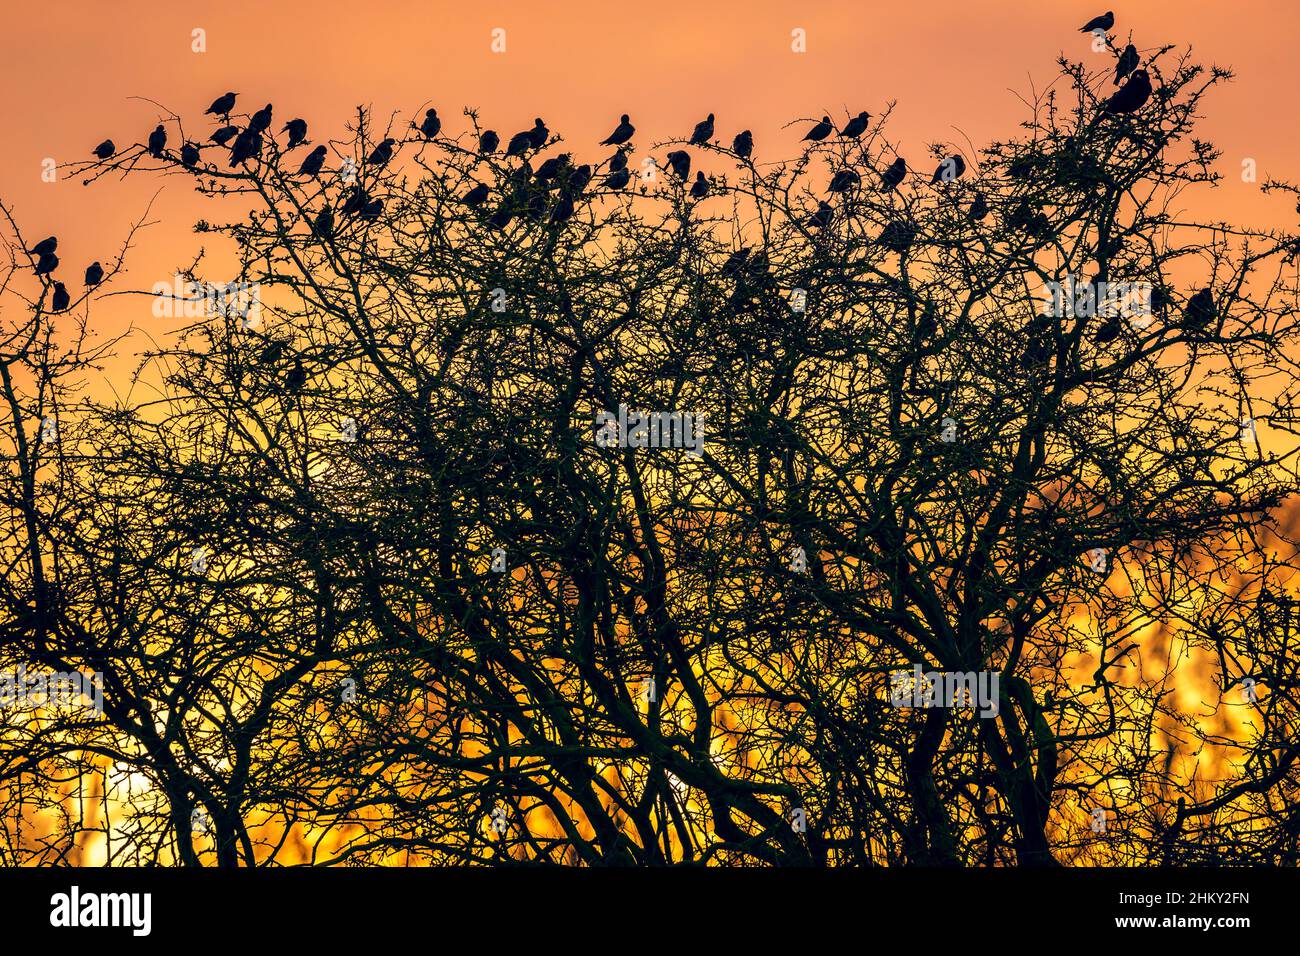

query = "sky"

[0,0,1297,359]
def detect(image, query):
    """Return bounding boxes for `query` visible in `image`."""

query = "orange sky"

[1,0,1297,356]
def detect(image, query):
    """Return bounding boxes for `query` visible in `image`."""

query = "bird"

[535,153,571,184]
[1115,44,1139,84]
[722,248,751,276]
[298,145,327,176]
[147,125,167,158]
[462,183,490,206]
[828,169,860,193]
[608,149,628,173]
[84,261,103,287]
[206,92,238,117]
[567,164,592,193]
[602,114,635,146]
[259,339,285,365]
[367,138,396,166]
[931,155,966,183]
[1182,287,1216,330]
[313,207,334,237]
[803,116,834,142]
[1079,11,1114,33]
[606,168,631,190]
[666,150,691,180]
[689,172,710,198]
[876,221,915,254]
[506,126,535,157]
[285,358,307,393]
[1105,69,1151,114]
[28,237,57,257]
[283,118,308,149]
[180,142,200,168]
[968,192,989,222]
[249,104,273,133]
[359,198,384,220]
[35,252,58,276]
[732,130,753,159]
[840,111,870,139]
[689,114,715,145]
[549,194,575,224]
[50,282,70,312]
[479,130,500,154]
[807,201,833,230]
[210,126,239,146]
[229,129,262,167]
[92,139,115,160]
[527,118,549,150]
[340,187,370,216]
[419,109,441,139]
[880,157,907,190]
[488,206,514,230]
[1093,315,1123,344]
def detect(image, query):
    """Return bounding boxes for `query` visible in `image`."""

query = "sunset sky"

[1,0,1297,356]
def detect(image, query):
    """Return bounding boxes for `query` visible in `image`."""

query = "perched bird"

[205,92,238,117]
[340,187,370,216]
[689,114,715,145]
[567,164,592,193]
[506,125,535,157]
[1022,313,1055,368]
[35,252,59,276]
[535,153,571,183]
[180,142,200,168]
[732,130,753,159]
[968,192,989,222]
[298,144,327,176]
[803,116,834,142]
[606,168,631,190]
[608,149,628,173]
[92,139,115,160]
[1149,285,1170,314]
[249,104,273,133]
[549,194,575,224]
[527,118,550,150]
[1105,69,1151,114]
[367,138,396,166]
[840,111,870,139]
[285,358,307,393]
[1115,44,1139,84]
[1183,287,1216,330]
[359,198,384,220]
[419,108,441,139]
[462,182,490,206]
[50,282,70,312]
[479,130,500,154]
[28,237,57,257]
[880,157,907,190]
[722,248,751,276]
[210,125,239,146]
[876,221,915,254]
[1093,315,1123,344]
[807,201,834,229]
[488,205,514,230]
[601,114,635,146]
[828,169,860,193]
[84,261,103,287]
[666,150,691,180]
[283,118,308,149]
[313,207,334,237]
[931,155,966,183]
[1079,11,1114,33]
[689,171,710,198]
[147,124,167,158]
[229,129,262,167]
[259,339,284,365]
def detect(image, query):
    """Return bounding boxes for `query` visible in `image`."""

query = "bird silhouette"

[298,144,327,176]
[147,124,167,158]
[880,157,907,190]
[1182,287,1216,331]
[732,130,753,159]
[259,340,284,365]
[803,116,834,141]
[689,171,710,198]
[313,207,334,237]
[229,129,262,167]
[527,118,549,150]
[828,169,860,193]
[549,194,575,225]
[206,92,238,117]
[283,118,308,148]
[840,111,870,138]
[807,201,834,229]
[606,168,631,190]
[340,187,370,216]
[462,183,490,206]
[1106,69,1151,113]
[367,138,396,166]
[1093,315,1123,344]
[506,126,534,157]
[968,192,989,222]
[419,109,441,139]
[210,126,239,146]
[84,262,103,287]
[488,206,514,230]
[608,149,628,173]
[567,164,592,193]
[876,221,915,254]
[285,358,307,393]
[359,198,384,220]
[180,142,200,168]
[28,237,57,257]
[666,150,691,180]
[535,153,571,184]
[50,282,70,312]
[35,252,59,276]
[92,139,115,160]
[1079,11,1114,33]
[602,114,635,146]
[249,104,273,133]
[479,130,500,154]
[689,114,715,145]
[722,248,751,276]
[1115,44,1139,84]
[931,155,966,183]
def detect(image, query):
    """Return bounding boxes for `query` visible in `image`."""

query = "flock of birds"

[34,11,1211,349]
